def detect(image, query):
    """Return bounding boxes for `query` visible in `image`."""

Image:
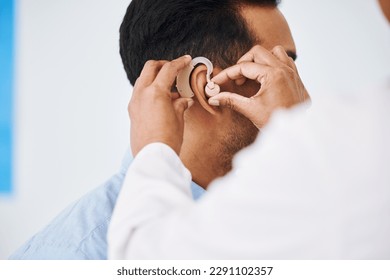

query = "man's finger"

[137,60,167,87]
[154,55,192,91]
[212,62,271,85]
[237,45,281,67]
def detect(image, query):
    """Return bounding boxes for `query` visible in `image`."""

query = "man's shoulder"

[9,172,126,260]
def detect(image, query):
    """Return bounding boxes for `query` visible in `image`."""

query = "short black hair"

[120,0,280,85]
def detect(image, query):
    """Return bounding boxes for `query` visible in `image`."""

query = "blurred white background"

[0,0,389,259]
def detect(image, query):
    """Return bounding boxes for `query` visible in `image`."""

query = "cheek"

[222,112,259,152]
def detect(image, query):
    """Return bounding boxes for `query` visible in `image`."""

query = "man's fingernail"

[184,55,192,59]
[188,100,194,108]
[208,99,220,106]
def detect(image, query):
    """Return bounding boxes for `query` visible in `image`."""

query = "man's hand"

[209,45,309,129]
[129,55,193,156]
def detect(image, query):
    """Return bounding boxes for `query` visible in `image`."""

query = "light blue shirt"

[9,151,205,259]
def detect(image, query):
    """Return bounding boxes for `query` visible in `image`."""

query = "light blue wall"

[0,0,14,194]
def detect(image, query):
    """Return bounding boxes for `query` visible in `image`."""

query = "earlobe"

[190,65,218,115]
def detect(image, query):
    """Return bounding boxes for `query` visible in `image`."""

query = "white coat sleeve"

[108,94,390,259]
[108,143,194,259]
[107,127,334,259]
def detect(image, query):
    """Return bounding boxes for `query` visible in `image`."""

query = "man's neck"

[179,140,227,190]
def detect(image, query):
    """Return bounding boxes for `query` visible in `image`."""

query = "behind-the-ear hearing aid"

[176,56,220,98]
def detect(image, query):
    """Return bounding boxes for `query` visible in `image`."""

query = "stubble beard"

[216,112,259,176]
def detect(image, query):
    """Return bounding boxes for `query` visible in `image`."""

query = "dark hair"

[120,0,280,85]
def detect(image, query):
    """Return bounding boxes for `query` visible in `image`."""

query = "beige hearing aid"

[176,56,220,98]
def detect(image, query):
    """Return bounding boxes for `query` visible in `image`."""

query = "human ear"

[190,65,219,115]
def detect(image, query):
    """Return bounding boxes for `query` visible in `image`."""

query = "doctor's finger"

[137,60,167,88]
[273,47,299,73]
[234,77,247,86]
[237,45,281,67]
[271,46,293,66]
[154,55,192,92]
[173,98,194,121]
[208,92,263,128]
[171,92,181,100]
[212,62,270,85]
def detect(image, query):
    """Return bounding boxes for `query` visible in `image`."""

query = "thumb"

[208,91,256,116]
[209,92,267,128]
[173,97,194,118]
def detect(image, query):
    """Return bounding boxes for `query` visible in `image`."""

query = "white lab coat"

[108,83,390,259]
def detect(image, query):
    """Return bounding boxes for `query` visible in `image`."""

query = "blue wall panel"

[0,0,14,194]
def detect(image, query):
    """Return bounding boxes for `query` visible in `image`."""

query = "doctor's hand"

[209,45,309,129]
[129,55,194,156]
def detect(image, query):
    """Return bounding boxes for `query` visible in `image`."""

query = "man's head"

[120,0,281,85]
[120,0,296,187]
